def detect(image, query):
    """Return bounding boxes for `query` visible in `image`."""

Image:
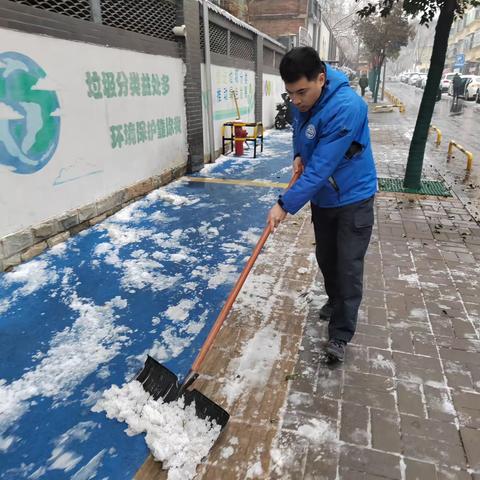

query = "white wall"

[262,73,284,128]
[0,27,187,237]
[319,20,330,61]
[201,64,255,156]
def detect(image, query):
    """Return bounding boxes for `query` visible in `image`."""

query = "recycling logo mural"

[0,52,60,174]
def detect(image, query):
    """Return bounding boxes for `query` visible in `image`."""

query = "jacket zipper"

[299,111,313,134]
[328,176,341,201]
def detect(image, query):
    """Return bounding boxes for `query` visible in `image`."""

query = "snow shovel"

[136,171,301,429]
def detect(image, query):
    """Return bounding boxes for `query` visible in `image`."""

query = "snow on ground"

[120,255,182,292]
[147,189,200,207]
[165,299,198,322]
[207,263,239,289]
[222,324,281,406]
[70,449,107,480]
[133,309,208,367]
[47,421,98,473]
[110,202,148,224]
[0,294,129,436]
[0,259,58,313]
[297,417,337,444]
[245,461,263,478]
[93,381,221,480]
[0,129,295,477]
[239,227,262,245]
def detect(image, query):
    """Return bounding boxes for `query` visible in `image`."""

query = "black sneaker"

[325,339,346,362]
[319,300,335,321]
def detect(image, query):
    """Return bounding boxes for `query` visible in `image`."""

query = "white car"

[415,73,428,88]
[464,76,480,101]
[408,73,421,85]
[441,73,455,92]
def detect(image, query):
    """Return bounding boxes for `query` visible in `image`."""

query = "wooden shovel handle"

[191,171,301,372]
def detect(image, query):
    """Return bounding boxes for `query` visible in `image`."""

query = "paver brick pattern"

[268,111,480,479]
[137,109,480,480]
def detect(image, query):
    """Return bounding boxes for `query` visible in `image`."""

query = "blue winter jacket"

[281,64,377,214]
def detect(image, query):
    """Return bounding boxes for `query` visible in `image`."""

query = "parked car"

[441,72,455,92]
[401,72,417,83]
[415,73,428,88]
[408,73,421,85]
[464,75,480,101]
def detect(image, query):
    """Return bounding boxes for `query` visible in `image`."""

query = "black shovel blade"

[136,355,180,402]
[136,356,230,429]
[184,388,230,429]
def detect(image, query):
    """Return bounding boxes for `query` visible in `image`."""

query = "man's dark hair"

[279,47,326,83]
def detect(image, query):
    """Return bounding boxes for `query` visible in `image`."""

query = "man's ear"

[318,72,326,87]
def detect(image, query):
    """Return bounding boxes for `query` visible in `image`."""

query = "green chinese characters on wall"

[110,116,182,149]
[84,70,179,149]
[85,71,170,98]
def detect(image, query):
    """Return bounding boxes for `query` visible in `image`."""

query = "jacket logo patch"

[305,124,316,139]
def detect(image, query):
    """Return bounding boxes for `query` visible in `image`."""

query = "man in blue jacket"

[267,47,377,362]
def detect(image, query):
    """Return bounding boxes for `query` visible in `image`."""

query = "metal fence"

[13,0,92,20]
[263,46,275,67]
[200,21,255,61]
[9,0,284,65]
[8,0,177,41]
[206,22,229,55]
[230,32,254,61]
[101,0,176,41]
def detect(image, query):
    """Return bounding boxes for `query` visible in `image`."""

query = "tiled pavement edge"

[137,110,480,479]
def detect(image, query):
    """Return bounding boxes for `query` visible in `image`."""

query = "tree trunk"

[403,0,457,189]
[381,60,387,101]
[373,63,383,103]
[368,69,375,92]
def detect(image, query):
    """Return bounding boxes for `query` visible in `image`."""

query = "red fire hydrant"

[234,125,248,156]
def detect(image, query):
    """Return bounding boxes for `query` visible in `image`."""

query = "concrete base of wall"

[0,164,187,272]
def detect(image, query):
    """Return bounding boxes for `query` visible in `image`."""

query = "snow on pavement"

[92,381,221,480]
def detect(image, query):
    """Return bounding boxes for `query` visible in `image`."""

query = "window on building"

[464,34,473,51]
[473,31,480,48]
[466,7,476,25]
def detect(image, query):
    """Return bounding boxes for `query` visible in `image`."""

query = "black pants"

[360,86,366,97]
[311,196,374,343]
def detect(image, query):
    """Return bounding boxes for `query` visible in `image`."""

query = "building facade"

[214,0,344,63]
[447,6,480,74]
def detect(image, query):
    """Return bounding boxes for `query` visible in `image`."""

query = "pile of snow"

[93,381,221,480]
[147,189,200,207]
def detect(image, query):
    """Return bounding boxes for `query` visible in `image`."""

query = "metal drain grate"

[378,178,452,197]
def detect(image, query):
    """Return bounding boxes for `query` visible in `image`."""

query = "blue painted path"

[0,129,293,479]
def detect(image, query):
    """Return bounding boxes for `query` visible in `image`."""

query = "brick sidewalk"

[270,191,480,480]
[136,111,480,480]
